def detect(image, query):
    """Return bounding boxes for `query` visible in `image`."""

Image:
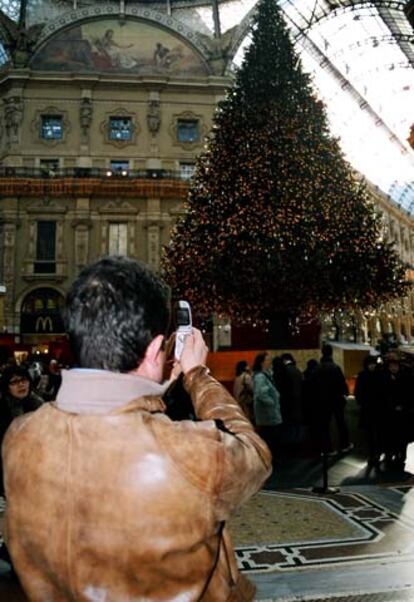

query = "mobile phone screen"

[177,308,190,327]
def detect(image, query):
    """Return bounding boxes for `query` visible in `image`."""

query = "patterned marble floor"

[2,484,414,600]
[235,484,414,600]
[230,485,414,574]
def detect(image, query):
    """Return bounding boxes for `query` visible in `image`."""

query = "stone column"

[144,196,164,271]
[146,223,162,272]
[2,222,17,332]
[72,198,91,272]
[72,219,91,272]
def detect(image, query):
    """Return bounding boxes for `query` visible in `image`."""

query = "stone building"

[0,2,234,350]
[0,0,413,353]
[321,185,414,348]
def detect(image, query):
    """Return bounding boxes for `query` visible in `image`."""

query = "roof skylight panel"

[219,0,257,33]
[0,0,20,20]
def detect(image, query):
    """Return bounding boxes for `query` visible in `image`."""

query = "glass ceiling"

[0,0,19,21]
[0,0,413,210]
[231,0,414,212]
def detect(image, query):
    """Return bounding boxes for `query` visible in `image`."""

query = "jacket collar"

[55,369,169,415]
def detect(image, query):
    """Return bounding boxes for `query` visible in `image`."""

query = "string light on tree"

[162,0,408,325]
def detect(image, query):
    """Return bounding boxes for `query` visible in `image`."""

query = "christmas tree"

[163,0,407,326]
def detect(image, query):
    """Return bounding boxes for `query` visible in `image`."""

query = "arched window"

[21,288,65,334]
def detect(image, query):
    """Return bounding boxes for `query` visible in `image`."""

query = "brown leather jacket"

[3,365,271,601]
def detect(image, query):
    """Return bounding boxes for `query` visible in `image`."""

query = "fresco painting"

[31,19,208,75]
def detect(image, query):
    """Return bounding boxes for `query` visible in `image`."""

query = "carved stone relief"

[3,96,24,144]
[97,200,137,214]
[79,97,93,145]
[147,98,161,135]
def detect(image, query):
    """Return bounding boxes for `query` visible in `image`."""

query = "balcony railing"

[0,167,190,199]
[0,166,193,181]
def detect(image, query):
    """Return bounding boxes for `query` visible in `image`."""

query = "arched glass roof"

[230,0,414,211]
[0,0,20,21]
[1,0,413,210]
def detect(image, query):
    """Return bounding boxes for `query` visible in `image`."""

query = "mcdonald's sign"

[20,288,65,335]
[35,316,53,332]
[20,313,65,335]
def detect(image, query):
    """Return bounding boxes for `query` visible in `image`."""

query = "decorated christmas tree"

[163,0,407,326]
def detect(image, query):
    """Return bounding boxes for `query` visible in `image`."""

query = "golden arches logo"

[35,316,53,332]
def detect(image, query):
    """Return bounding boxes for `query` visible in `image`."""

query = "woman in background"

[233,360,254,423]
[0,365,44,573]
[0,365,44,495]
[252,352,282,466]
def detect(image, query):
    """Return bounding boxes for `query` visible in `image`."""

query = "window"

[0,1,20,21]
[110,160,129,175]
[34,221,56,274]
[0,42,8,66]
[108,223,128,256]
[109,117,133,141]
[179,162,196,180]
[39,159,59,176]
[177,119,199,143]
[20,288,65,335]
[41,115,63,140]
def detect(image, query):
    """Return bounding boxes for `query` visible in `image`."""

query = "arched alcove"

[20,287,65,335]
[30,14,210,76]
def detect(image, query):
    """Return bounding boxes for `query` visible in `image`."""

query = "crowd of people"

[2,342,413,498]
[0,257,413,600]
[354,351,414,469]
[233,344,414,471]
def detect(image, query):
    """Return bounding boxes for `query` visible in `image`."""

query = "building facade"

[0,3,233,350]
[0,1,413,353]
[321,185,414,348]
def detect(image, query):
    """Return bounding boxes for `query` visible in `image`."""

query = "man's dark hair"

[64,256,170,372]
[281,353,295,364]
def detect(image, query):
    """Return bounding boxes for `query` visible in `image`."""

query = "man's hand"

[180,328,208,374]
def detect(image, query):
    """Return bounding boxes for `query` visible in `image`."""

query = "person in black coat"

[310,344,352,455]
[378,355,414,468]
[354,355,383,467]
[277,353,304,446]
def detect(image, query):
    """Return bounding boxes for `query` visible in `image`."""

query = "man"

[43,358,63,401]
[379,354,414,468]
[3,256,271,601]
[311,344,352,455]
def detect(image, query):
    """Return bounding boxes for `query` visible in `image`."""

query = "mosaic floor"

[229,485,414,574]
[2,485,414,600]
